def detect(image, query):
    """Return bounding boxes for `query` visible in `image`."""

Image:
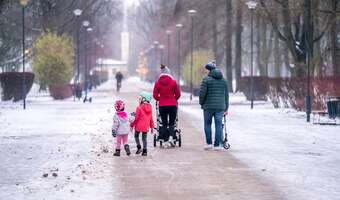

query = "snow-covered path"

[1,77,340,200]
[181,94,340,200]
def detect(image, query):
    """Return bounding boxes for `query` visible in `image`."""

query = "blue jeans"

[203,110,223,147]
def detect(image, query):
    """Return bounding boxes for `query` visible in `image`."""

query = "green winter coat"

[199,69,229,111]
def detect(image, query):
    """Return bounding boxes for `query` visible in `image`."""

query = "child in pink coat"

[130,91,155,156]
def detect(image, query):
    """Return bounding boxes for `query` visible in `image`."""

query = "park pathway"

[0,78,285,200]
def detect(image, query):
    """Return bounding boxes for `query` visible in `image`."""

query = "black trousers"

[135,131,147,149]
[159,106,177,142]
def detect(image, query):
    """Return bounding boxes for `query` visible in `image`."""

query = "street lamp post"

[176,23,183,84]
[188,9,197,101]
[73,8,82,100]
[85,27,93,101]
[82,21,90,102]
[20,0,29,110]
[246,1,257,109]
[159,44,165,64]
[166,30,171,67]
[153,41,159,80]
[100,43,104,82]
[305,0,312,122]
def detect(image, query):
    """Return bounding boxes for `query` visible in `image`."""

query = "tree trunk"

[331,0,339,75]
[212,1,218,63]
[256,13,261,76]
[283,43,291,77]
[274,29,281,77]
[225,0,233,91]
[261,17,269,76]
[234,0,243,92]
[312,0,322,76]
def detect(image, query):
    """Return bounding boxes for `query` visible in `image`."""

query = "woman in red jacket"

[153,65,181,147]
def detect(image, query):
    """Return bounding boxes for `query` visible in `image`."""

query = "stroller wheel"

[160,140,163,147]
[223,142,230,150]
[153,135,157,147]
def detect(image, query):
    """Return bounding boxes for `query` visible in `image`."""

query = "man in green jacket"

[199,61,229,150]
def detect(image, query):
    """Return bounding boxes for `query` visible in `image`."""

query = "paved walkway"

[104,79,284,200]
[0,79,285,200]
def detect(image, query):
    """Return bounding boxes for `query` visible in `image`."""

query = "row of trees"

[0,0,122,74]
[128,0,339,92]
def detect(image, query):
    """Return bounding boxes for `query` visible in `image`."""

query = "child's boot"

[136,145,142,154]
[124,144,131,156]
[113,149,120,156]
[142,149,147,156]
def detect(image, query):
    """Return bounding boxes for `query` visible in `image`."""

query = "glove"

[112,129,117,137]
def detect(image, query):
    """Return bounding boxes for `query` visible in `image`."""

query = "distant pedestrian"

[115,71,124,92]
[153,64,181,147]
[112,99,132,156]
[199,61,229,151]
[130,91,155,156]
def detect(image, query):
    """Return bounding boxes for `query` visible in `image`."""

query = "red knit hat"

[114,99,125,111]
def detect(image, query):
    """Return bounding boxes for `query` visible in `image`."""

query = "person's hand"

[223,110,228,116]
[130,127,133,132]
[150,128,155,135]
[112,130,117,137]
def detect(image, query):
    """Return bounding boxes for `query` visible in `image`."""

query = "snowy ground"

[1,77,340,200]
[0,81,119,200]
[180,93,340,200]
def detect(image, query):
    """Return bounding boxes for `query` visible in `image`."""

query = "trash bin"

[327,100,339,119]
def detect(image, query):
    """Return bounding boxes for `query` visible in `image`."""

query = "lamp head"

[166,30,172,35]
[87,27,93,32]
[19,0,29,6]
[153,41,159,45]
[187,9,197,16]
[73,9,82,16]
[246,1,257,9]
[82,20,90,27]
[175,24,183,29]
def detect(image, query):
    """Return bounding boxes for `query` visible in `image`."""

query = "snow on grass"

[0,79,118,200]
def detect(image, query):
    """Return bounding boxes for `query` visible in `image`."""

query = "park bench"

[312,97,340,125]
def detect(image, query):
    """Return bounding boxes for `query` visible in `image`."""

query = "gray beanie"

[205,61,216,71]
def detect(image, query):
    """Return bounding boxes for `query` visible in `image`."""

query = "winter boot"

[124,144,131,156]
[113,149,120,156]
[135,145,142,155]
[142,149,147,156]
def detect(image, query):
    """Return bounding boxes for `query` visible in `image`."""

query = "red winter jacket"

[153,74,181,106]
[130,103,155,132]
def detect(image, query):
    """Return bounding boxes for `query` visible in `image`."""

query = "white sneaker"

[162,141,169,148]
[168,138,175,147]
[204,144,213,150]
[213,146,225,151]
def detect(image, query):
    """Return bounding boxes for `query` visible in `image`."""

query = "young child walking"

[130,91,155,156]
[112,99,131,156]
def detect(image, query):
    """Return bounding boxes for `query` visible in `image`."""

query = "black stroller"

[153,102,182,147]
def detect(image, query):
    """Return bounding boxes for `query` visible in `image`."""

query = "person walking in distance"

[115,71,124,92]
